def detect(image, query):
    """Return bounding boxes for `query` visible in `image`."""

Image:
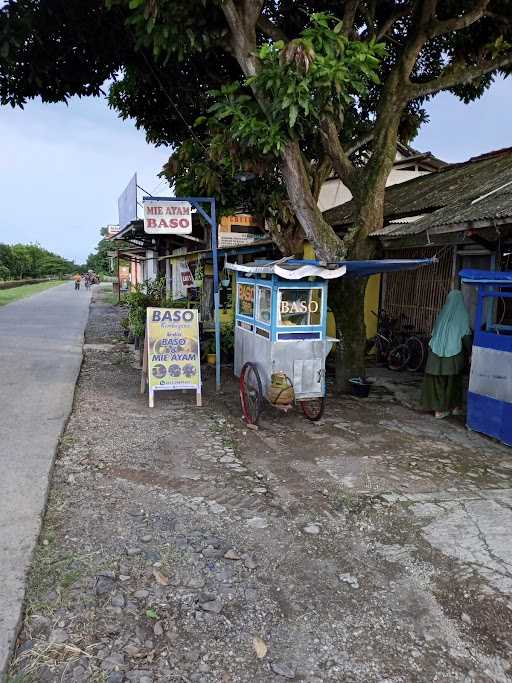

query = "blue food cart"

[460,269,512,445]
[226,257,435,424]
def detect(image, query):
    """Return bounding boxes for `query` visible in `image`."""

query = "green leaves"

[206,12,385,157]
[289,104,298,128]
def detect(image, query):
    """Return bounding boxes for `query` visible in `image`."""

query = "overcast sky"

[0,75,510,263]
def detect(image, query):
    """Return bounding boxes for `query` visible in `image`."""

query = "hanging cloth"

[429,290,471,358]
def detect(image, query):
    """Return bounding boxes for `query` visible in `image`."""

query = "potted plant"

[221,270,231,288]
[221,313,235,362]
[203,336,216,366]
[120,316,130,337]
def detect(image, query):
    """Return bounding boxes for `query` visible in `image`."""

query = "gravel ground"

[8,286,512,683]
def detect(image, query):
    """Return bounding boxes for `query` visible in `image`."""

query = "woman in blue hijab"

[422,290,472,418]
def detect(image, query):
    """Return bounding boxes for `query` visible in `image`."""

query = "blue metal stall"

[460,269,512,445]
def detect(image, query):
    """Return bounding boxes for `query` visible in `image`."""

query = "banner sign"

[146,307,201,407]
[179,262,194,288]
[118,173,138,229]
[143,199,192,235]
[107,224,120,236]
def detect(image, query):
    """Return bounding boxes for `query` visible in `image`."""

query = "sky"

[0,96,171,264]
[0,75,510,264]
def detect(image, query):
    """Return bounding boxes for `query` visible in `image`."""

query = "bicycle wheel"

[300,397,325,421]
[239,362,263,425]
[406,336,426,372]
[388,344,410,371]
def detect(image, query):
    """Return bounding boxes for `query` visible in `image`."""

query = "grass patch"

[101,290,119,305]
[0,281,65,307]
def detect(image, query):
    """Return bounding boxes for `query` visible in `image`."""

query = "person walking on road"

[422,290,472,419]
[73,273,81,291]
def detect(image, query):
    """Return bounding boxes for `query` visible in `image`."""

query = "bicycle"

[365,310,396,365]
[387,325,428,372]
[367,310,428,372]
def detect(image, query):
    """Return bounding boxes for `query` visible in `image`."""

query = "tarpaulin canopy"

[226,257,435,280]
[460,269,512,285]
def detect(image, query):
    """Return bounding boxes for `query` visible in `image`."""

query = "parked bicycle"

[364,310,396,365]
[366,310,428,372]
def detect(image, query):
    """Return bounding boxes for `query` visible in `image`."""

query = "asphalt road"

[0,283,90,680]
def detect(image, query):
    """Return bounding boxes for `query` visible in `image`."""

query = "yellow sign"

[146,307,201,407]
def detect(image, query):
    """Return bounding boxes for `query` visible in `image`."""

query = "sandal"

[435,411,450,419]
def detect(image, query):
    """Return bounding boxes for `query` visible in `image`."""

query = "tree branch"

[407,52,512,99]
[312,156,332,202]
[346,132,374,157]
[375,6,411,40]
[427,0,491,38]
[342,0,361,37]
[221,0,260,77]
[257,15,288,42]
[319,116,358,193]
[242,0,265,33]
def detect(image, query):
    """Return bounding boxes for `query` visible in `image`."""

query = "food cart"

[460,269,512,445]
[227,257,435,424]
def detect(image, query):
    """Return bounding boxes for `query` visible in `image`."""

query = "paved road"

[0,283,90,680]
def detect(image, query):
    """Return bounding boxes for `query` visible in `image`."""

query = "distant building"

[318,141,447,212]
[324,147,512,333]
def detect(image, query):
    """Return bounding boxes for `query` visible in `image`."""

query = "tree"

[2,0,511,385]
[86,228,114,274]
[0,242,74,279]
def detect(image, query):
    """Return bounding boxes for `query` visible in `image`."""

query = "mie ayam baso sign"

[143,199,192,235]
[145,307,201,407]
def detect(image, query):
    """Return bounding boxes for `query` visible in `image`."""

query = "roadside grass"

[0,281,65,307]
[103,292,129,306]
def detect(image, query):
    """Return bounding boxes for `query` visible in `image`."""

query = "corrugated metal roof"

[323,148,512,239]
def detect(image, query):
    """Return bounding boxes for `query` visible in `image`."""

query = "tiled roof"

[323,148,512,239]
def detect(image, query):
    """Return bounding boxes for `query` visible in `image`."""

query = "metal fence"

[382,246,454,335]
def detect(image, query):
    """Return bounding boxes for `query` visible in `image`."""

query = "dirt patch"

[9,285,512,683]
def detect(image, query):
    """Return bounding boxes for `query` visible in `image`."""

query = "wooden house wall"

[382,245,453,335]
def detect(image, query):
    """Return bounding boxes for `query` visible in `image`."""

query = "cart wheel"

[300,397,325,421]
[240,362,263,425]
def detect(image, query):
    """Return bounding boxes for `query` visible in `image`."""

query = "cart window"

[256,286,271,324]
[278,288,323,326]
[481,292,512,335]
[256,327,270,338]
[238,283,255,318]
[237,320,253,332]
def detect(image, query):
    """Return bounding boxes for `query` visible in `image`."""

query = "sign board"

[145,307,201,407]
[107,224,120,236]
[218,232,266,248]
[119,265,130,292]
[171,248,188,299]
[143,199,192,235]
[118,173,138,229]
[179,261,194,288]
[238,283,255,317]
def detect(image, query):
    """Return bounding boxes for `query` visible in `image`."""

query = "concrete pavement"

[0,282,90,680]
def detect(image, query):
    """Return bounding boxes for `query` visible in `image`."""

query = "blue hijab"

[429,290,471,358]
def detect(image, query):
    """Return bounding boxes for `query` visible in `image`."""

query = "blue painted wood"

[465,276,512,445]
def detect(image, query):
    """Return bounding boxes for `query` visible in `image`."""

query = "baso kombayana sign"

[143,199,192,235]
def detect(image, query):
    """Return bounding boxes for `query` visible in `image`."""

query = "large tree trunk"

[329,230,377,391]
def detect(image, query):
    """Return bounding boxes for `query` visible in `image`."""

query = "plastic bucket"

[349,378,371,398]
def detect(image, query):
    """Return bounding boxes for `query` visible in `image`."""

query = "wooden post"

[140,333,148,394]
